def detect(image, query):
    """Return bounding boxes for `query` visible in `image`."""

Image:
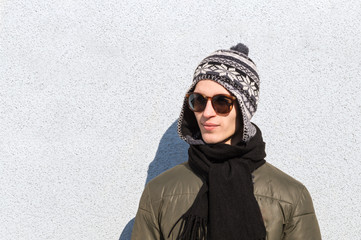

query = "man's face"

[193,80,237,145]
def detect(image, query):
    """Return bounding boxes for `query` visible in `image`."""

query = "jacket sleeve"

[283,186,322,240]
[131,185,162,240]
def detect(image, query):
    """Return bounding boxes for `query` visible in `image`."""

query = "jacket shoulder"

[254,162,306,204]
[145,162,202,201]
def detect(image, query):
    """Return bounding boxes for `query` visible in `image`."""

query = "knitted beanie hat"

[178,43,260,144]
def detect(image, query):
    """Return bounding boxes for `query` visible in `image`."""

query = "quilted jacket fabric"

[131,162,321,240]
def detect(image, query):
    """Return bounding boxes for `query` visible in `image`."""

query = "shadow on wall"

[119,120,189,240]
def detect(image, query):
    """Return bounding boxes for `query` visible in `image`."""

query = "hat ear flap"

[181,105,201,140]
[230,101,245,145]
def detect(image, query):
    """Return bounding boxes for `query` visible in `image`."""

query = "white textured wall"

[1,0,360,239]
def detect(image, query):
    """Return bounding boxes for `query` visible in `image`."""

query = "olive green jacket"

[131,162,321,240]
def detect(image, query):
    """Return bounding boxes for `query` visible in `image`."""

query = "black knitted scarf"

[170,125,267,240]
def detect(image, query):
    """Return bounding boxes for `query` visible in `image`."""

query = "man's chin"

[201,134,233,145]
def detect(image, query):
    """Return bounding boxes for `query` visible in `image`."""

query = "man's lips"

[202,123,219,131]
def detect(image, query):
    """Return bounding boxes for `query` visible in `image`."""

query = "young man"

[131,43,321,240]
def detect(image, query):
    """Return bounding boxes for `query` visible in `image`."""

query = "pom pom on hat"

[230,43,249,56]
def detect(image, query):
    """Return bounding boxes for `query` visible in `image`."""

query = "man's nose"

[202,99,216,118]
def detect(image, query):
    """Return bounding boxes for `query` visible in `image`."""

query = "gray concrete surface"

[1,0,360,239]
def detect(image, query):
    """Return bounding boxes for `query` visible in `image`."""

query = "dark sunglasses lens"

[188,93,206,112]
[212,95,234,114]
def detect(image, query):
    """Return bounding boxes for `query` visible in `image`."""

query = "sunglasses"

[186,92,237,114]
